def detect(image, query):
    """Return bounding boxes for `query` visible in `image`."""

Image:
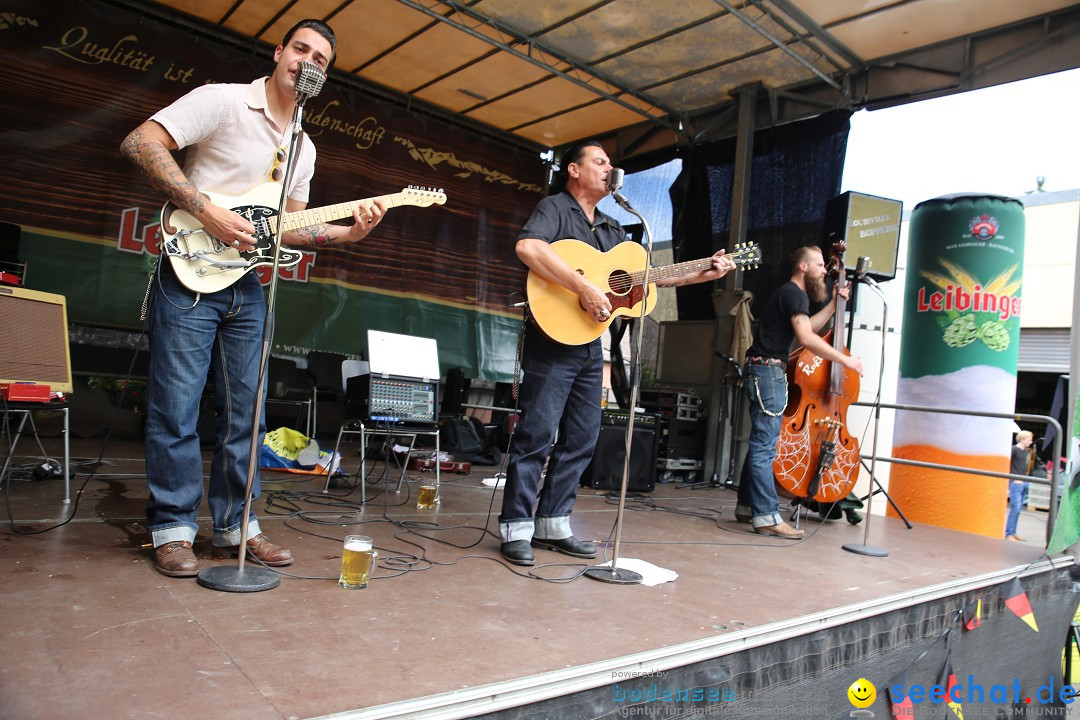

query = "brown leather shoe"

[754,521,804,538]
[212,533,293,566]
[154,541,199,577]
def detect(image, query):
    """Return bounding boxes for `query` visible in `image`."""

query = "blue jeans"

[499,329,603,542]
[144,260,267,548]
[1005,480,1028,537]
[736,363,787,527]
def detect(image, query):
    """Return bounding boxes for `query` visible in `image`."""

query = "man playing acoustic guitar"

[121,20,385,577]
[499,139,737,566]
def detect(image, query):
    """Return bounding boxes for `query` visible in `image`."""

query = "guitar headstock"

[730,242,762,269]
[401,186,447,207]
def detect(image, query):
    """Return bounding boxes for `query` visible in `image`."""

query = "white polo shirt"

[151,77,316,203]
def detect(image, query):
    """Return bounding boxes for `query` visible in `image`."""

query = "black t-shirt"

[517,191,628,252]
[1010,445,1032,476]
[746,281,809,360]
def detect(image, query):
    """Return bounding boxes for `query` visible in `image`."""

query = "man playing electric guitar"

[498,139,738,566]
[120,19,385,578]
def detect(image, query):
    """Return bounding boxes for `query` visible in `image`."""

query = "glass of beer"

[417,482,439,509]
[338,535,377,589]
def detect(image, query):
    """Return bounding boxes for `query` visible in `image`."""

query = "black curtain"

[670,110,853,319]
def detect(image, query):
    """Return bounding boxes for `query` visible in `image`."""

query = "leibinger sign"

[889,675,1075,713]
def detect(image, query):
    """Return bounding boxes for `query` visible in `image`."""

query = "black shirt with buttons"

[517,191,629,252]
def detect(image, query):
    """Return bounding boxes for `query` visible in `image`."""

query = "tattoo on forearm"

[121,126,203,215]
[295,224,336,247]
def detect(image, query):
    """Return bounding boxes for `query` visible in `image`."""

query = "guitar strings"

[604,244,759,293]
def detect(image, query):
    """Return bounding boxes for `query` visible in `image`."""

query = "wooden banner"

[0,0,545,380]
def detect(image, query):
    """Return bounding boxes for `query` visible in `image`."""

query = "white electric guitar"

[159,182,447,293]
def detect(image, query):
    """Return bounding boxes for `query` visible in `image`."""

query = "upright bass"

[772,241,861,506]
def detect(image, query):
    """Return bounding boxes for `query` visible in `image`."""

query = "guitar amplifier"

[0,286,72,393]
[346,373,438,424]
[600,409,658,427]
[584,411,658,492]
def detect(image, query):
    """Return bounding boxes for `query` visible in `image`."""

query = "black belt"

[746,355,786,368]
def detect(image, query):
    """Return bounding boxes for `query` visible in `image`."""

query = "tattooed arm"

[283,198,387,248]
[122,120,385,250]
[121,121,257,250]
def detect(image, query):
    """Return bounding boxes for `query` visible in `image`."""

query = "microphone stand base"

[584,565,643,585]
[196,564,281,592]
[841,543,889,558]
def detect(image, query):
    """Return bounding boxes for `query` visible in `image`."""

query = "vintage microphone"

[842,256,890,558]
[293,60,327,106]
[584,167,647,586]
[198,60,327,592]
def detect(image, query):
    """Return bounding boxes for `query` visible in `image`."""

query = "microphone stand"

[842,269,889,558]
[198,69,321,592]
[585,182,648,586]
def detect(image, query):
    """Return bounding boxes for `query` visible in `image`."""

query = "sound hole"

[609,269,631,295]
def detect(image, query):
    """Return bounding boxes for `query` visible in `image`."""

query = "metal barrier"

[850,401,1063,545]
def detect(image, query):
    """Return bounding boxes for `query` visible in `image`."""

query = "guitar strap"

[608,317,632,409]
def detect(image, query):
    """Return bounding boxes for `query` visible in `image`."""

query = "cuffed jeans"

[736,363,787,528]
[499,329,603,543]
[144,260,267,548]
[1005,480,1028,537]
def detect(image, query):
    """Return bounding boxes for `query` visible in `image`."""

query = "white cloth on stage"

[594,558,678,586]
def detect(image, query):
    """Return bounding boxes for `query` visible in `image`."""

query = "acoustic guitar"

[526,239,761,345]
[159,182,447,293]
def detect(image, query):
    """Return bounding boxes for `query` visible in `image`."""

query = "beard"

[806,274,829,303]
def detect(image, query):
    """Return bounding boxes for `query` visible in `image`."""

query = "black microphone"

[855,256,872,279]
[295,61,326,105]
[607,167,625,193]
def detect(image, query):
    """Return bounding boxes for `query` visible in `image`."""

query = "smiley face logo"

[847,678,876,708]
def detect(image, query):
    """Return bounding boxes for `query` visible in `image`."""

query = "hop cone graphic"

[979,320,1010,351]
[943,313,979,347]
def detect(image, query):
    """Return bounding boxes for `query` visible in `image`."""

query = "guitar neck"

[630,257,713,285]
[276,192,408,234]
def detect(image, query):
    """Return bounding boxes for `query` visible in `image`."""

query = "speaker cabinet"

[584,420,658,493]
[0,286,72,393]
[825,191,903,281]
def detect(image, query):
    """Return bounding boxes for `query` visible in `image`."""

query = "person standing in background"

[1006,430,1035,541]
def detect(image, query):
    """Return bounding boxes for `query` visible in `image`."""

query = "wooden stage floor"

[0,434,1062,720]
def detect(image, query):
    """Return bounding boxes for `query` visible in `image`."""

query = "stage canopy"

[121,0,1080,161]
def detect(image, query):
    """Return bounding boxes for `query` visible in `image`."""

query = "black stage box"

[660,417,702,460]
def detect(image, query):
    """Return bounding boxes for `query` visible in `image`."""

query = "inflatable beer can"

[889,194,1024,537]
